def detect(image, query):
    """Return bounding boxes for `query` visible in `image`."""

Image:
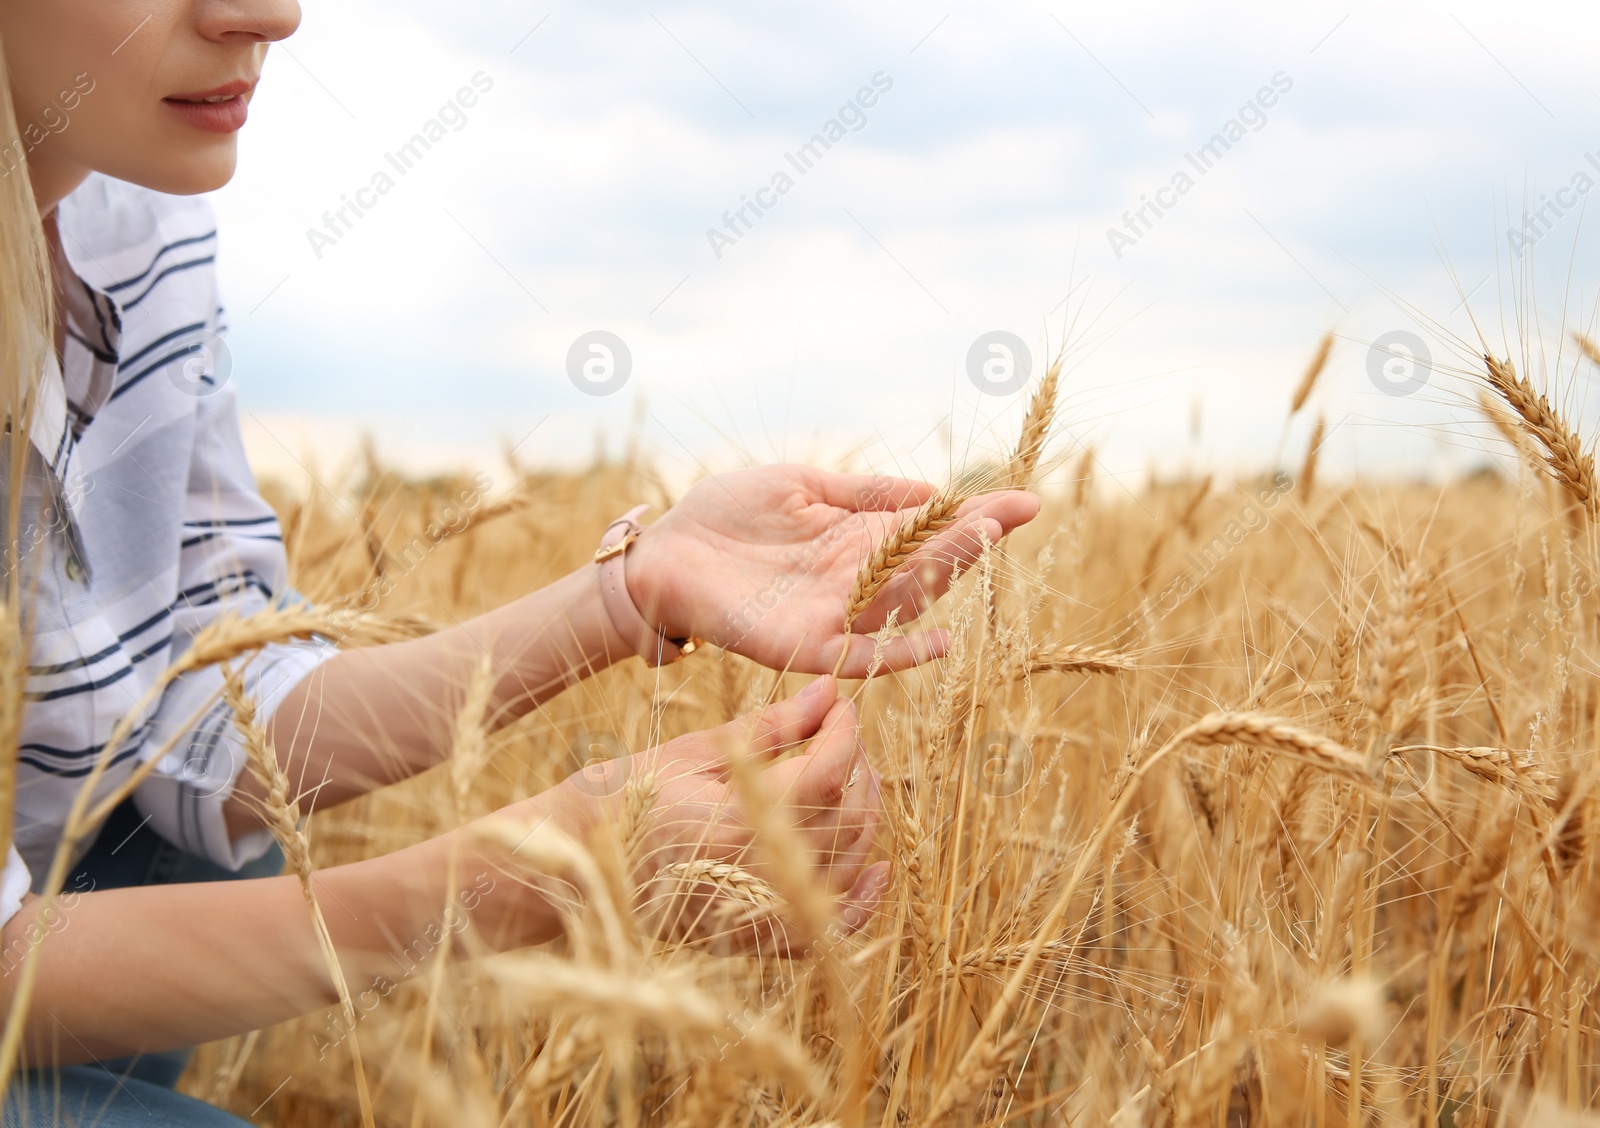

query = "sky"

[209,0,1600,491]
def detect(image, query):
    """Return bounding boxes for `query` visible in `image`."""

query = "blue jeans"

[2,1067,253,1127]
[2,800,283,1126]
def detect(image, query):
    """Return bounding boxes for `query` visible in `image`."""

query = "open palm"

[625,465,1040,676]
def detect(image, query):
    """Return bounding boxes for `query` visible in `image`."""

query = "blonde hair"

[0,32,48,870]
[0,37,49,434]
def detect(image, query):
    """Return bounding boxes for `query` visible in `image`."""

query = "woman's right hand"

[480,675,889,955]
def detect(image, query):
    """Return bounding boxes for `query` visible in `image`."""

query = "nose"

[195,0,302,43]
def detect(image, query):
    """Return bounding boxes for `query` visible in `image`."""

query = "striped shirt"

[0,174,334,925]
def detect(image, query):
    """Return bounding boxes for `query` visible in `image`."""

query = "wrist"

[439,781,618,949]
[366,807,568,953]
[594,509,700,664]
[619,524,684,642]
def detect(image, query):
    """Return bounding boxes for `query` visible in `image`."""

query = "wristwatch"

[594,505,700,666]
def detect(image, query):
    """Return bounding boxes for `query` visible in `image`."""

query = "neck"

[27,151,91,218]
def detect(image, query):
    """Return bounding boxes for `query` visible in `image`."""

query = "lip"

[161,79,256,134]
[166,78,255,101]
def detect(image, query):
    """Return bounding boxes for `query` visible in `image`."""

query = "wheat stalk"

[1425,799,1517,1120]
[0,603,22,870]
[938,711,1362,1115]
[918,1024,1029,1126]
[1300,413,1326,501]
[1173,934,1256,1128]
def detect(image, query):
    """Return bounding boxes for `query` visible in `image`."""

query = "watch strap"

[595,505,695,666]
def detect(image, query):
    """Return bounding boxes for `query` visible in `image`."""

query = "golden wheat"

[113,332,1600,1126]
[841,489,968,632]
[1290,329,1334,414]
[1483,353,1598,520]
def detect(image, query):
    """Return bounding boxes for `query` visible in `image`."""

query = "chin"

[110,142,239,196]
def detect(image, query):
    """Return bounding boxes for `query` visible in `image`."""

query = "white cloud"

[209,0,1600,485]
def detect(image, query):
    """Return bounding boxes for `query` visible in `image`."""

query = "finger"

[838,860,892,934]
[807,469,935,513]
[725,675,840,760]
[815,764,879,890]
[826,630,949,678]
[960,489,1041,534]
[783,705,879,876]
[784,697,860,813]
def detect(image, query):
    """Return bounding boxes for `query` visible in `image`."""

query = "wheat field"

[154,339,1600,1127]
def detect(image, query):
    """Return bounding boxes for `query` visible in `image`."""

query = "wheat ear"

[1006,354,1062,488]
[1291,330,1334,414]
[490,958,820,1098]
[1020,643,1136,677]
[450,654,495,819]
[0,603,369,1098]
[1181,713,1367,779]
[843,490,967,634]
[1392,745,1554,798]
[938,710,1362,1113]
[1483,353,1598,521]
[1574,331,1600,371]
[659,859,785,926]
[221,667,377,1128]
[831,489,969,678]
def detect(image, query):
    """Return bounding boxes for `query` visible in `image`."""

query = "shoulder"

[56,174,218,298]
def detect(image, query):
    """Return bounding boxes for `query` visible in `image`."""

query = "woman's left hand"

[624,464,1039,676]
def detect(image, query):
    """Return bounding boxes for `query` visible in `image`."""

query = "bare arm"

[229,563,630,835]
[4,811,562,1063]
[229,470,1038,836]
[7,681,883,1064]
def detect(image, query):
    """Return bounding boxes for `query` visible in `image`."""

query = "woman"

[0,1,1039,1123]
